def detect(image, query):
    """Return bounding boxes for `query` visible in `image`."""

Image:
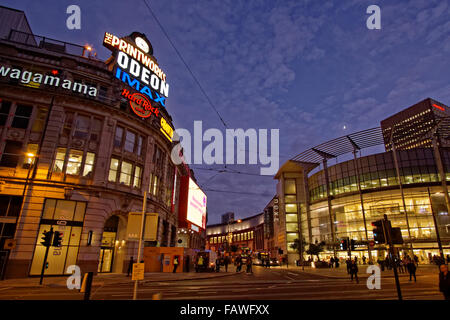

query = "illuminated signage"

[433,103,445,111]
[186,178,207,229]
[121,88,159,118]
[103,32,166,81]
[160,117,174,142]
[0,65,97,96]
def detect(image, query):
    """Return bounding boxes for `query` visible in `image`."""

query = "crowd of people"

[214,255,254,274]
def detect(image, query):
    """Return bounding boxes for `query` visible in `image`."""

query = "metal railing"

[5,29,88,57]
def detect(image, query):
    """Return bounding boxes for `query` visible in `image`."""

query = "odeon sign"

[103,31,174,142]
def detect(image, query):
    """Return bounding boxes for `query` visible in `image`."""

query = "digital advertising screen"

[186,178,207,229]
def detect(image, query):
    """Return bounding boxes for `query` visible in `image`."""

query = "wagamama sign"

[0,66,97,96]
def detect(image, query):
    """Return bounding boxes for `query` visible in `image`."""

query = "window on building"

[90,118,102,142]
[62,112,74,137]
[30,199,86,276]
[133,165,142,188]
[124,131,136,153]
[24,143,38,166]
[53,148,66,173]
[0,100,12,126]
[12,104,32,129]
[73,115,90,139]
[0,195,22,217]
[0,141,23,167]
[285,179,296,194]
[31,107,48,132]
[66,149,83,175]
[114,126,124,148]
[137,136,143,156]
[119,161,133,186]
[152,175,159,196]
[108,158,119,182]
[83,152,95,177]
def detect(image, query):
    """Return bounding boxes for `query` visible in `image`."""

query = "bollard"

[152,293,162,300]
[83,272,94,300]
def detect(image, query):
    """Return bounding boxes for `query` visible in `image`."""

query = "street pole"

[39,227,53,285]
[133,191,147,300]
[384,214,402,300]
[427,188,445,260]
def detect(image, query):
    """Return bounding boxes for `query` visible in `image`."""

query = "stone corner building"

[0,7,183,278]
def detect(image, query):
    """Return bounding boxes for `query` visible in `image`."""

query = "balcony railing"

[4,29,90,58]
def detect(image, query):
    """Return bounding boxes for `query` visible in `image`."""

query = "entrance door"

[98,248,114,273]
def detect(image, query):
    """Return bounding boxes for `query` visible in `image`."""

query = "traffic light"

[41,230,53,247]
[372,220,385,244]
[52,231,63,247]
[350,239,356,251]
[340,238,348,251]
[391,227,404,244]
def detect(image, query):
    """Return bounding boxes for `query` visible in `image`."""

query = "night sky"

[4,0,450,224]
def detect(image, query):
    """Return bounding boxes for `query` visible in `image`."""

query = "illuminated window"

[119,161,133,186]
[30,199,86,275]
[108,158,119,182]
[133,165,142,188]
[65,149,83,175]
[83,152,95,177]
[53,148,66,173]
[24,144,38,165]
[285,179,296,194]
[31,107,48,132]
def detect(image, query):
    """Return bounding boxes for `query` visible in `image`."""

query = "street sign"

[3,238,16,250]
[132,263,145,281]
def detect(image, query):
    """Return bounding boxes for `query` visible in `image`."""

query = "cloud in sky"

[4,0,450,223]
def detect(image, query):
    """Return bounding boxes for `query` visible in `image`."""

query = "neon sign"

[433,103,445,111]
[121,88,159,118]
[103,32,167,81]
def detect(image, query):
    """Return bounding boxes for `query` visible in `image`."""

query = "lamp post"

[13,153,36,239]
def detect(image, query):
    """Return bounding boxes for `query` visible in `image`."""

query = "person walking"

[235,256,241,272]
[413,254,419,266]
[439,264,450,300]
[362,255,366,265]
[215,257,221,272]
[127,256,134,277]
[246,256,253,274]
[349,260,359,283]
[173,256,179,273]
[224,256,229,272]
[196,255,204,272]
[330,257,334,268]
[406,258,417,282]
[346,258,351,274]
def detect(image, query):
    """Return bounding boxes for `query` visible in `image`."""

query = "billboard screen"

[186,178,207,229]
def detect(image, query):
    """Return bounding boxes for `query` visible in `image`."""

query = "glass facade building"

[275,99,450,265]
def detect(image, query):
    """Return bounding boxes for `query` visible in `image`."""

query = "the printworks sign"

[103,32,169,107]
[103,31,174,142]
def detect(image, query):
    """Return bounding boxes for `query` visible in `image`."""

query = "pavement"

[0,269,240,289]
[270,263,441,280]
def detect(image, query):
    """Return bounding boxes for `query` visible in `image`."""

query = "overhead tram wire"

[203,188,274,197]
[190,166,275,177]
[141,0,228,129]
